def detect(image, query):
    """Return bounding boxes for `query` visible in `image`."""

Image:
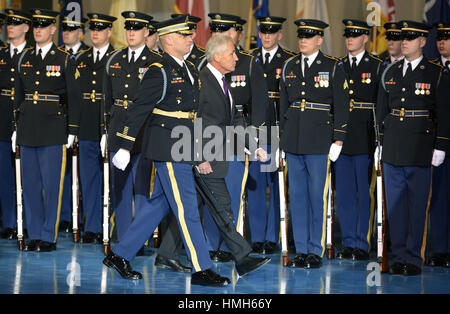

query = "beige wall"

[54,0,426,57]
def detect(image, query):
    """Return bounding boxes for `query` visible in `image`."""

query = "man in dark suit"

[0,9,32,240]
[68,13,117,244]
[376,21,450,276]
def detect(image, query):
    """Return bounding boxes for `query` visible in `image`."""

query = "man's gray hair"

[205,34,234,62]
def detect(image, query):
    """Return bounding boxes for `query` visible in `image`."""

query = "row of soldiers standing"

[0,7,448,281]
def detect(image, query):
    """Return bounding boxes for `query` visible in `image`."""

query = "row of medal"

[230,75,246,88]
[314,72,329,88]
[46,65,61,77]
[415,83,431,95]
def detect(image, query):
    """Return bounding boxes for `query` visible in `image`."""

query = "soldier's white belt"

[25,93,60,102]
[114,99,132,109]
[152,108,197,120]
[391,109,429,119]
[83,92,103,102]
[349,101,375,112]
[291,101,331,111]
[268,91,280,99]
[1,89,14,97]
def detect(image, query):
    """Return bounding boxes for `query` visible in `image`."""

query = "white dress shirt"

[128,44,146,63]
[403,55,423,76]
[93,43,110,63]
[36,42,53,59]
[390,55,404,64]
[9,41,27,58]
[442,56,450,70]
[207,63,233,111]
[65,42,82,54]
[301,50,320,76]
[348,50,366,67]
[262,46,278,64]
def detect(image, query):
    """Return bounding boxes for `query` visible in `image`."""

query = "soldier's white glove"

[100,134,107,157]
[11,131,16,153]
[329,143,343,162]
[112,149,130,171]
[66,134,75,149]
[374,146,382,171]
[432,149,446,167]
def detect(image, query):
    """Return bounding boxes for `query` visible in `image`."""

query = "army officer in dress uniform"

[280,19,350,269]
[380,22,404,64]
[376,21,450,276]
[248,16,296,255]
[335,19,386,261]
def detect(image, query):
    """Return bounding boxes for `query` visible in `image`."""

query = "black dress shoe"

[24,240,40,251]
[403,263,422,276]
[287,254,308,268]
[103,252,142,280]
[235,256,270,277]
[59,221,71,233]
[155,255,192,273]
[389,262,406,275]
[191,269,230,287]
[337,247,354,259]
[81,232,102,244]
[209,251,217,261]
[427,253,447,267]
[252,242,264,254]
[262,241,278,255]
[215,250,233,263]
[352,248,369,261]
[38,241,56,252]
[305,254,322,269]
[1,228,17,239]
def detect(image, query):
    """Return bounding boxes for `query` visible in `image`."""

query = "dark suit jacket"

[196,65,257,178]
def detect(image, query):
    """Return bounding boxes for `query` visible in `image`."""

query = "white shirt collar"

[391,55,404,64]
[442,56,450,68]
[128,45,146,62]
[301,50,320,67]
[403,55,423,75]
[93,43,110,62]
[36,42,53,59]
[348,50,366,67]
[66,42,82,54]
[9,41,27,58]
[207,63,233,107]
[262,46,278,64]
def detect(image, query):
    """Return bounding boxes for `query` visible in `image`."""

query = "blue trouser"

[109,151,140,242]
[247,145,280,244]
[335,154,376,252]
[429,157,450,254]
[203,156,247,252]
[21,145,66,243]
[0,141,17,229]
[79,140,103,233]
[60,148,72,223]
[113,162,213,273]
[286,153,329,257]
[383,162,432,268]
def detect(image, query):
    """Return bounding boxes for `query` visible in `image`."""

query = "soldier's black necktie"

[68,48,73,56]
[95,50,100,63]
[303,57,309,76]
[130,51,135,64]
[37,48,42,60]
[351,57,357,72]
[405,62,412,77]
[264,52,271,65]
[13,48,18,58]
[446,60,450,71]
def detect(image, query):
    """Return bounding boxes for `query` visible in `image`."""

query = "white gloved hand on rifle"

[11,131,16,153]
[432,149,446,167]
[112,148,130,171]
[66,134,75,149]
[100,134,107,157]
[328,142,343,162]
[374,146,382,171]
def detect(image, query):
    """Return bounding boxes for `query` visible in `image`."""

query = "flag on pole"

[296,0,333,55]
[58,0,84,46]
[253,0,270,48]
[109,0,137,48]
[365,0,396,56]
[423,0,450,59]
[174,0,211,47]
